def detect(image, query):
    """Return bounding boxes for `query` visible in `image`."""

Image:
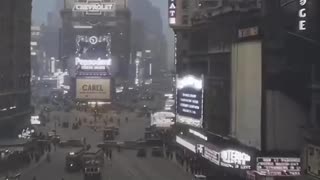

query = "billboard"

[75,35,111,61]
[256,157,301,176]
[176,75,204,128]
[72,0,116,15]
[76,78,111,100]
[231,41,262,150]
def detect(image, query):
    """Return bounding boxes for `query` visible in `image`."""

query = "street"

[20,108,192,180]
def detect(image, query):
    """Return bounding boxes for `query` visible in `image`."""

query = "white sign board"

[76,78,111,100]
[73,1,116,15]
[176,136,196,153]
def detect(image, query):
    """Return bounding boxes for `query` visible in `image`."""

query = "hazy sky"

[32,0,174,68]
[32,0,170,33]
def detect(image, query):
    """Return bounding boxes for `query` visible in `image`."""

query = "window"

[182,15,189,25]
[182,0,189,9]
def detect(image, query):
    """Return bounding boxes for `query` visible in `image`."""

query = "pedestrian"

[109,150,112,160]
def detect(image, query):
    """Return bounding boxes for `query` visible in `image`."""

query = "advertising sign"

[76,35,111,60]
[76,78,111,100]
[176,75,204,128]
[298,0,307,31]
[220,150,251,169]
[151,112,175,128]
[176,136,196,153]
[203,147,220,165]
[30,116,41,125]
[73,0,116,15]
[256,157,301,176]
[168,0,176,25]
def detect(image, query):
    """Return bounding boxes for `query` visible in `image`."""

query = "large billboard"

[176,75,204,128]
[75,34,111,61]
[231,41,262,150]
[76,78,111,100]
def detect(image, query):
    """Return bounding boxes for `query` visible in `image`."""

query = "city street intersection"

[20,107,192,180]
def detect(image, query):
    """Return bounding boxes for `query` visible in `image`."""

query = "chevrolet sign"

[73,2,115,15]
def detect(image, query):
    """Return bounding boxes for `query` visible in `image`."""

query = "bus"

[82,147,104,167]
[82,147,104,180]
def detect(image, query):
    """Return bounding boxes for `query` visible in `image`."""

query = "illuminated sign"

[203,147,220,165]
[30,116,41,125]
[151,112,175,128]
[75,58,112,66]
[189,129,208,141]
[177,75,203,90]
[81,65,106,70]
[238,26,259,39]
[176,75,204,128]
[220,150,251,169]
[168,0,177,25]
[73,0,115,15]
[89,36,98,45]
[176,136,196,153]
[256,157,301,176]
[76,78,111,100]
[298,0,307,31]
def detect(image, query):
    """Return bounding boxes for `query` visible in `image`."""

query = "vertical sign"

[298,0,307,31]
[168,0,177,25]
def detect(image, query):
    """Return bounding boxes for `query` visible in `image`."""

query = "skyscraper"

[129,0,168,75]
[0,0,32,137]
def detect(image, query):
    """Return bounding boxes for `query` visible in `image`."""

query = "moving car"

[136,148,147,157]
[151,147,163,157]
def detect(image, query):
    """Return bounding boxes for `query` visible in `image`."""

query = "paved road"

[20,108,191,180]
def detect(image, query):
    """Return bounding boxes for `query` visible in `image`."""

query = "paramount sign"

[73,1,116,15]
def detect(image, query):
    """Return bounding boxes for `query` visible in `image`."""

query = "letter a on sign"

[169,3,176,9]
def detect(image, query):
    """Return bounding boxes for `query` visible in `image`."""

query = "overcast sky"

[32,0,174,69]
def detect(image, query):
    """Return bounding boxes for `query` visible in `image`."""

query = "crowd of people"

[0,137,52,175]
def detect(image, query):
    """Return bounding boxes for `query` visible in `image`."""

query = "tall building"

[0,0,32,137]
[61,0,130,106]
[129,0,168,77]
[170,0,320,179]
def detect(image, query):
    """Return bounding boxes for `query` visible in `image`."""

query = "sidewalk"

[0,152,48,178]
